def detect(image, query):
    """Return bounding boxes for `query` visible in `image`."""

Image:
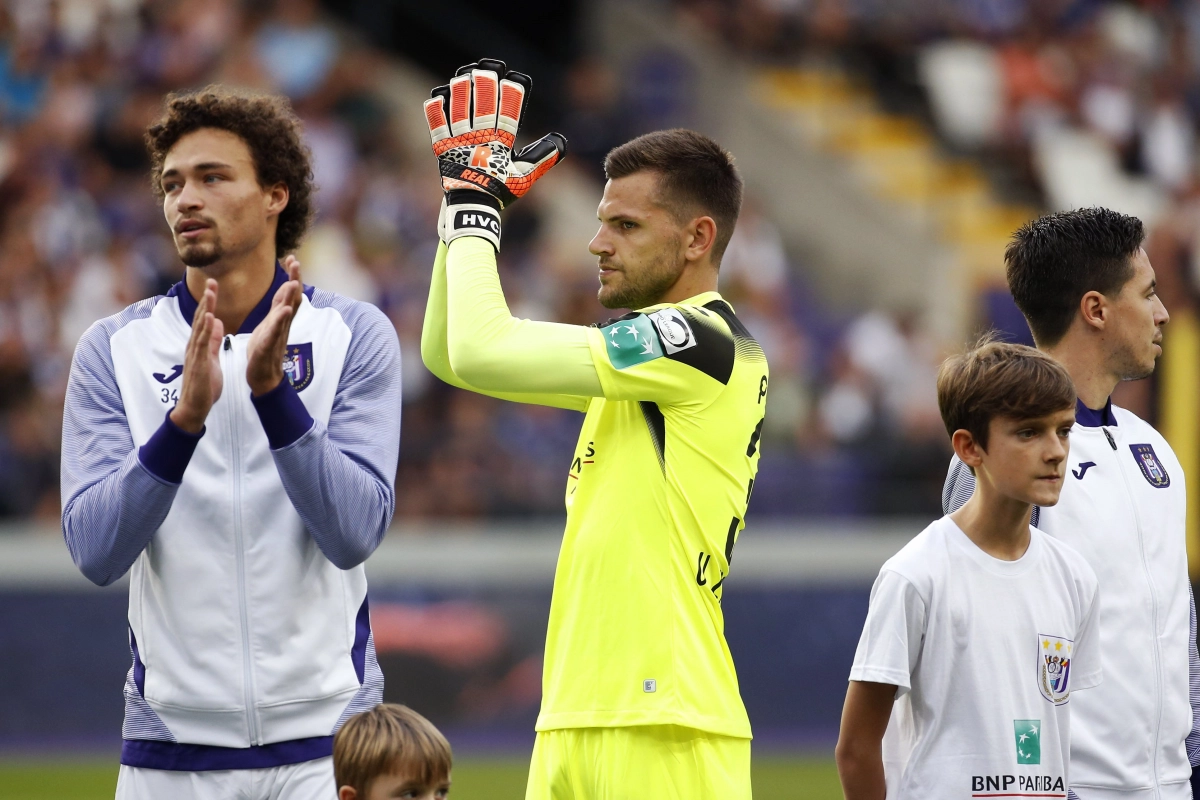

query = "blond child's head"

[334,704,452,800]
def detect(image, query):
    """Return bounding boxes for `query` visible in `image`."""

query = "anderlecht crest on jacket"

[282,343,314,391]
[1038,634,1073,705]
[1129,443,1170,488]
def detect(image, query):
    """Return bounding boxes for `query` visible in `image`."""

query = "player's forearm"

[835,740,888,800]
[444,237,602,396]
[61,347,193,586]
[837,680,896,800]
[260,311,401,569]
[270,420,394,569]
[420,242,468,389]
[61,453,179,586]
[424,242,590,411]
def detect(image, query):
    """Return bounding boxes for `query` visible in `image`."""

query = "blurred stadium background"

[1,0,1199,797]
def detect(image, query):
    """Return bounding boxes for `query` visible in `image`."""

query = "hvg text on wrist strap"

[444,202,502,250]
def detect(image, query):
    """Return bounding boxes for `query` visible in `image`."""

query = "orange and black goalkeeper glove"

[424,58,567,250]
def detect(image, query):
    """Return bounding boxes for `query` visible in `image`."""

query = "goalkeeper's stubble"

[590,170,714,311]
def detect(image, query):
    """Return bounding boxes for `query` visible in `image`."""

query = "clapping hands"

[246,255,303,397]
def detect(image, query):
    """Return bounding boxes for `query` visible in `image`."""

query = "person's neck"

[1042,335,1118,411]
[184,248,277,335]
[949,481,1032,561]
[653,262,718,306]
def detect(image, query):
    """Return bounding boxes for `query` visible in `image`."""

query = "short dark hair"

[333,704,452,795]
[937,336,1075,450]
[1005,208,1145,346]
[145,85,314,257]
[604,129,743,265]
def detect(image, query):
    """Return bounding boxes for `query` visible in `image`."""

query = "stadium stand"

[1,0,1196,523]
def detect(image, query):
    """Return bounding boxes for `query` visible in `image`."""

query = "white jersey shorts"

[115,756,334,800]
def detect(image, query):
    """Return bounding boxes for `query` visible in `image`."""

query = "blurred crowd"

[678,0,1200,294]
[0,0,962,526]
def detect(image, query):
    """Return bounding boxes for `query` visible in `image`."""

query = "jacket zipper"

[224,335,261,746]
[1105,424,1163,793]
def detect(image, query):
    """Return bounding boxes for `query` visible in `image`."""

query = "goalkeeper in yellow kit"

[420,59,768,798]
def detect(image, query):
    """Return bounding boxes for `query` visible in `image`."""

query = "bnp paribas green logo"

[602,315,663,369]
[1013,720,1040,765]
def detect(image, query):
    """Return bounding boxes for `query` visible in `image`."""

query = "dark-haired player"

[944,208,1197,800]
[61,86,401,798]
[420,61,766,797]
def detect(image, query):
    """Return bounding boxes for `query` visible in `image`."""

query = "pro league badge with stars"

[283,343,314,391]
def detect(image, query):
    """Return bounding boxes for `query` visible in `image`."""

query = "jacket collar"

[168,262,295,335]
[1075,397,1116,428]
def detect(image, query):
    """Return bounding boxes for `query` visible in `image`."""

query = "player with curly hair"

[61,85,402,799]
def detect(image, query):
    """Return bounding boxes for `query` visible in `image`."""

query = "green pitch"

[0,756,842,799]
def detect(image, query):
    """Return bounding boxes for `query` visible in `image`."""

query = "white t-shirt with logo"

[850,516,1102,799]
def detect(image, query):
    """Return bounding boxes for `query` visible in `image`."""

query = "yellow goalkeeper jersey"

[535,295,768,738]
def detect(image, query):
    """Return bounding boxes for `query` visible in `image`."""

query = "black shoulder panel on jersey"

[594,311,640,330]
[649,306,735,385]
[639,401,666,473]
[704,300,749,336]
[704,299,767,364]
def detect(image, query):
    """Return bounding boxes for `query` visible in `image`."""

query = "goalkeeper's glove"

[424,58,567,250]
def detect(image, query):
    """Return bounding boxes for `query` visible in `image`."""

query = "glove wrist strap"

[444,197,502,250]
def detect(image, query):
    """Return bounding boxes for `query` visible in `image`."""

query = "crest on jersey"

[648,308,697,355]
[282,343,314,391]
[1129,443,1170,488]
[1038,634,1073,705]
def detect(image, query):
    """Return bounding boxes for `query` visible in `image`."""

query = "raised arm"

[444,237,603,395]
[421,240,592,411]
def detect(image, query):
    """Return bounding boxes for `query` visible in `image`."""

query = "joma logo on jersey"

[1130,443,1170,488]
[282,343,315,391]
[1038,634,1073,705]
[153,365,183,384]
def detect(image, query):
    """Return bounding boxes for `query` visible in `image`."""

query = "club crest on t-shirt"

[282,343,315,391]
[1038,634,1073,705]
[1129,443,1170,488]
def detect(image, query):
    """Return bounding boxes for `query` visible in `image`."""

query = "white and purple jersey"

[944,399,1197,800]
[61,265,401,771]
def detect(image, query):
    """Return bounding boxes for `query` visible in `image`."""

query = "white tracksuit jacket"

[945,400,1198,800]
[60,265,401,771]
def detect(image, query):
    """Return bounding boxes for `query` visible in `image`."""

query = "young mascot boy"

[837,340,1102,799]
[333,704,452,800]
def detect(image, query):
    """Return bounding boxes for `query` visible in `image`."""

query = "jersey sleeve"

[61,312,187,586]
[586,304,736,408]
[1071,577,1103,691]
[435,237,602,402]
[257,296,402,570]
[849,569,927,696]
[422,241,591,412]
